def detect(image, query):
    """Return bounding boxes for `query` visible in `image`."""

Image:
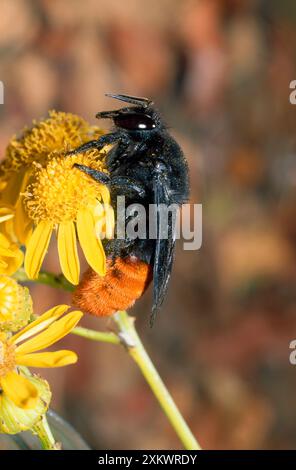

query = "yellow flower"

[0,209,13,224]
[0,111,113,284]
[23,151,113,285]
[0,276,32,333]
[0,372,51,434]
[0,305,82,410]
[0,111,104,245]
[0,233,23,276]
[2,110,103,174]
[0,208,24,276]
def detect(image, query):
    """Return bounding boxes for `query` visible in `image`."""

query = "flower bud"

[0,276,33,333]
[0,373,51,434]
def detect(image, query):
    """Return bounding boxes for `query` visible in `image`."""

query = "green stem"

[13,268,74,292]
[114,311,201,450]
[74,317,201,450]
[32,415,59,450]
[72,326,120,345]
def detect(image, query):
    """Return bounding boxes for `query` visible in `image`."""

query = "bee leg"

[111,176,146,198]
[73,164,111,185]
[67,132,121,155]
[73,165,145,193]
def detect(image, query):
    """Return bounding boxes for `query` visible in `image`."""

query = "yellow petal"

[0,207,13,217]
[0,210,13,223]
[93,204,105,233]
[99,184,111,205]
[77,208,106,276]
[0,260,8,269]
[0,244,15,257]
[0,232,11,249]
[94,203,114,240]
[0,248,24,277]
[16,350,78,368]
[58,221,80,285]
[0,311,10,321]
[0,214,13,223]
[24,221,53,279]
[1,372,38,409]
[15,196,33,245]
[11,304,69,345]
[0,170,26,208]
[15,310,83,355]
[104,205,115,239]
[0,233,24,276]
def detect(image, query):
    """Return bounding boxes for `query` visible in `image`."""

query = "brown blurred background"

[1,0,296,450]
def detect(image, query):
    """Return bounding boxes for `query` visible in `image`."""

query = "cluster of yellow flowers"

[0,111,113,436]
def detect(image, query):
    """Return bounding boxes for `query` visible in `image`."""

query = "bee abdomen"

[73,256,152,317]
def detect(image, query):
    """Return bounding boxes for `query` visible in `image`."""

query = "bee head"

[96,94,164,134]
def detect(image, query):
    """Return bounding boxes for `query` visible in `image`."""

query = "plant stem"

[22,270,202,450]
[72,326,121,345]
[32,415,59,450]
[114,311,201,450]
[14,268,74,292]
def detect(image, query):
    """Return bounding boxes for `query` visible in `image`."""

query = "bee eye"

[114,113,156,131]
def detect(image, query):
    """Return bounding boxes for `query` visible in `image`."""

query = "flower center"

[0,340,16,378]
[1,111,104,174]
[24,151,108,225]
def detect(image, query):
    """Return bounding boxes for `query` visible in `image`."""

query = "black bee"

[70,94,189,325]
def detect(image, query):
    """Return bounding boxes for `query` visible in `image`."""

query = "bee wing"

[151,174,177,326]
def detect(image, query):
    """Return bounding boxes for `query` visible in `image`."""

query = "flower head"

[0,276,32,333]
[24,151,108,224]
[0,111,105,241]
[2,110,103,174]
[0,111,113,284]
[0,305,82,411]
[24,151,113,285]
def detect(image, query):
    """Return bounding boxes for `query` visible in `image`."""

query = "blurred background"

[1,0,296,450]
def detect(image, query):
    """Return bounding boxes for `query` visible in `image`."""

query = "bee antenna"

[105,93,153,108]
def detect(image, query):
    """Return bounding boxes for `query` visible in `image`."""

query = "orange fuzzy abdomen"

[73,257,152,317]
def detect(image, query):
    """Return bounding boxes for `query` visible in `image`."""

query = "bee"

[70,94,189,325]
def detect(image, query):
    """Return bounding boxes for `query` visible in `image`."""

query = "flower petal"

[99,184,111,205]
[0,259,8,268]
[16,350,78,368]
[24,221,53,279]
[77,208,106,276]
[11,304,69,345]
[15,310,83,355]
[0,232,12,249]
[1,372,38,409]
[94,203,114,240]
[0,244,15,257]
[0,209,13,223]
[15,196,33,245]
[0,246,24,277]
[0,170,26,208]
[58,221,80,285]
[0,232,24,276]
